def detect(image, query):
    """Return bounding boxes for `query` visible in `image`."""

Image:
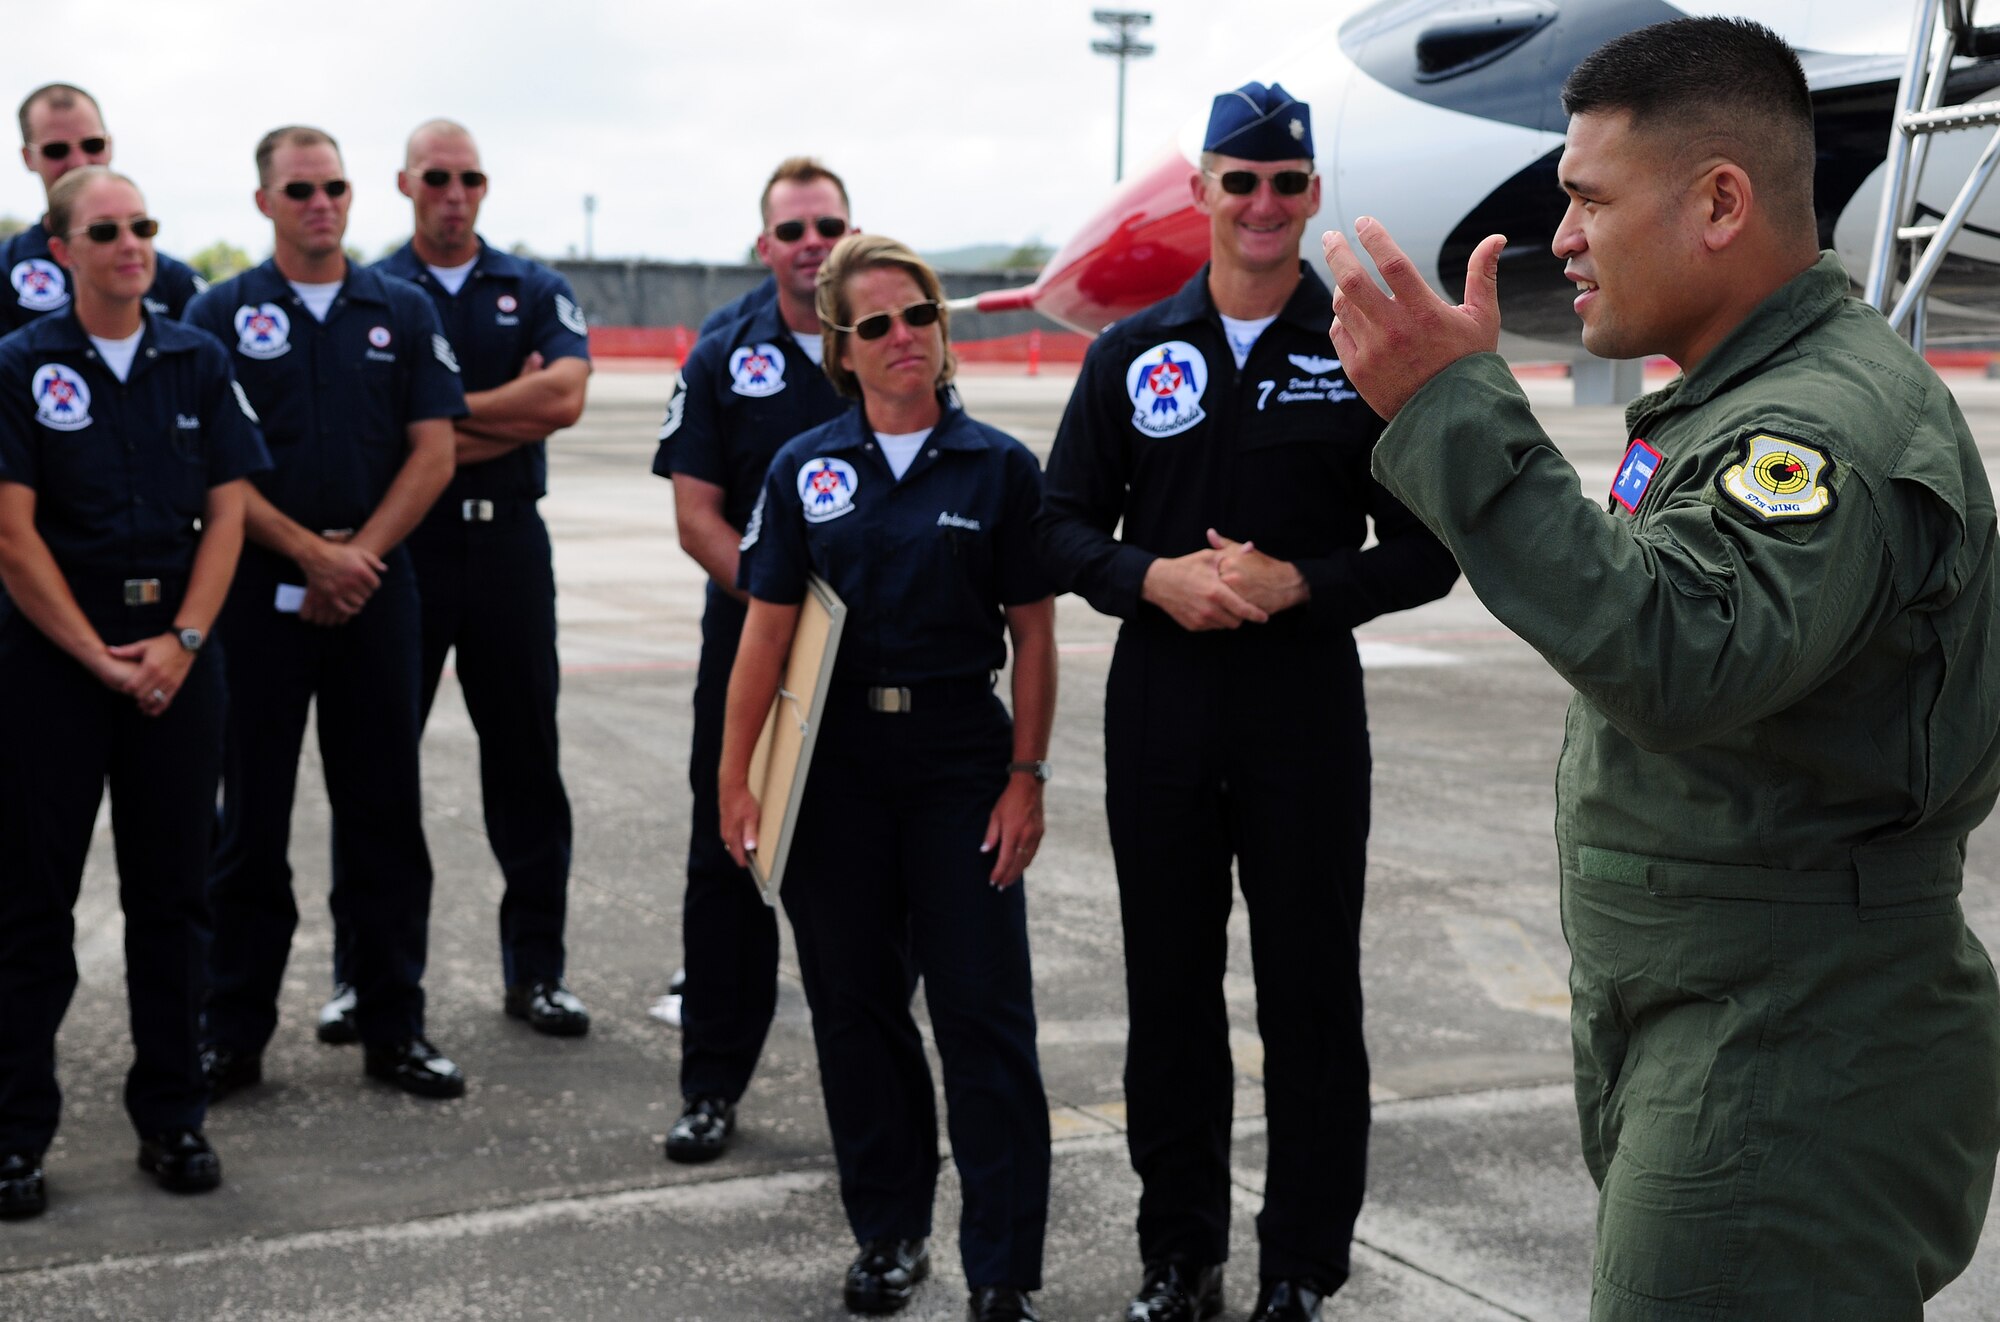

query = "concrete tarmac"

[5,365,2000,1321]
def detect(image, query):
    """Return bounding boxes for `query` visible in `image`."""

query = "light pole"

[1092,10,1155,181]
[583,194,596,260]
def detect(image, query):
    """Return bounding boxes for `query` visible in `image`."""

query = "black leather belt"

[845,676,995,714]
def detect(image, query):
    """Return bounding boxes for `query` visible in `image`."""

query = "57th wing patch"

[1717,431,1835,523]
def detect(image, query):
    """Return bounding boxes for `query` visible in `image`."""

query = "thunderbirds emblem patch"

[1125,340,1207,438]
[1717,431,1835,522]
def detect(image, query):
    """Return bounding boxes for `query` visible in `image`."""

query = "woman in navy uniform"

[719,235,1055,1322]
[0,168,267,1218]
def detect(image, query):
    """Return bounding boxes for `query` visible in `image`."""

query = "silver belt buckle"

[867,685,913,714]
[122,578,162,606]
[462,499,495,523]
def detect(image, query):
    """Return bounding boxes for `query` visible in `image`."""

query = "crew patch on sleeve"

[1609,438,1663,514]
[1717,431,1835,522]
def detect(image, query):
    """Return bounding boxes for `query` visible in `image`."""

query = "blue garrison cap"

[1203,82,1314,161]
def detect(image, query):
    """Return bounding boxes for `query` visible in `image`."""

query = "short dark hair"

[760,156,849,227]
[1562,17,1815,235]
[18,83,102,143]
[255,125,342,186]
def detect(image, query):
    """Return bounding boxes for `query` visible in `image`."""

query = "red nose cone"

[981,148,1209,335]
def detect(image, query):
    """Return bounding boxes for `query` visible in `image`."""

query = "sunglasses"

[279,179,349,200]
[1207,169,1315,196]
[35,137,108,161]
[419,168,487,189]
[70,217,159,243]
[833,299,940,341]
[770,216,847,243]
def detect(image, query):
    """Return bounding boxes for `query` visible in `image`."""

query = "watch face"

[178,628,204,653]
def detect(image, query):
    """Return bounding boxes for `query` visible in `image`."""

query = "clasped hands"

[1142,529,1306,632]
[299,529,386,626]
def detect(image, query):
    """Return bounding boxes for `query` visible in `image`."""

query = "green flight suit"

[1375,253,2000,1321]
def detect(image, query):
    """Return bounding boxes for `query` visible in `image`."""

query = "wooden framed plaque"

[745,573,847,897]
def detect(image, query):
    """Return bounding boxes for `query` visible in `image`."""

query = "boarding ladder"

[1864,0,2000,350]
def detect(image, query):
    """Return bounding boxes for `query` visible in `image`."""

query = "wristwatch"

[176,626,205,655]
[1007,760,1053,783]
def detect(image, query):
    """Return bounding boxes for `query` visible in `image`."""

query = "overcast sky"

[12,0,1349,266]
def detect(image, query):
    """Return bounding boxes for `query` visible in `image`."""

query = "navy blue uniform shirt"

[375,237,589,502]
[0,311,270,578]
[1,221,207,334]
[655,297,845,532]
[699,275,776,339]
[739,396,1053,684]
[1036,263,1458,634]
[184,260,466,536]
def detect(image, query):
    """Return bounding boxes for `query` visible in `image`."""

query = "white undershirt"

[792,333,824,366]
[289,280,341,322]
[89,328,144,383]
[426,258,477,295]
[874,427,932,480]
[1218,312,1277,370]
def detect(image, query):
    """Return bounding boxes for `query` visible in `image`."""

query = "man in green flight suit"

[1320,16,2000,1321]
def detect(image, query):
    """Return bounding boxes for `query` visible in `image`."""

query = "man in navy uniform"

[1036,85,1460,1322]
[310,119,592,1044]
[188,126,469,1100]
[4,84,205,331]
[652,156,850,1161]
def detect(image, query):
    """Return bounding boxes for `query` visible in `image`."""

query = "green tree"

[188,240,252,284]
[992,240,1052,272]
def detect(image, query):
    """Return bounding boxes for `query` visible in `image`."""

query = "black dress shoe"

[201,1043,263,1101]
[968,1285,1039,1321]
[363,1038,466,1099]
[504,979,591,1037]
[663,1095,735,1164]
[137,1129,222,1194]
[1249,1278,1329,1321]
[1127,1259,1224,1322]
[0,1152,46,1219]
[316,984,359,1044]
[844,1237,929,1314]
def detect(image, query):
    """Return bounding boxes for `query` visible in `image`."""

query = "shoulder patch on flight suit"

[1609,438,1662,513]
[1716,430,1835,523]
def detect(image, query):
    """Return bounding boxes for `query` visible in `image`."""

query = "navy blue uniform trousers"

[1106,621,1372,1287]
[781,684,1050,1290]
[680,585,780,1101]
[0,597,221,1153]
[206,552,432,1049]
[330,502,572,989]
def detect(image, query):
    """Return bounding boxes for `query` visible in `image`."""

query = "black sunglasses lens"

[323,179,349,198]
[84,222,118,243]
[853,314,892,341]
[462,171,486,188]
[904,302,940,328]
[814,217,848,239]
[282,181,313,200]
[422,169,450,187]
[421,170,485,188]
[1273,171,1312,195]
[80,137,106,154]
[1220,172,1257,195]
[132,218,159,239]
[39,141,70,161]
[772,221,805,242]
